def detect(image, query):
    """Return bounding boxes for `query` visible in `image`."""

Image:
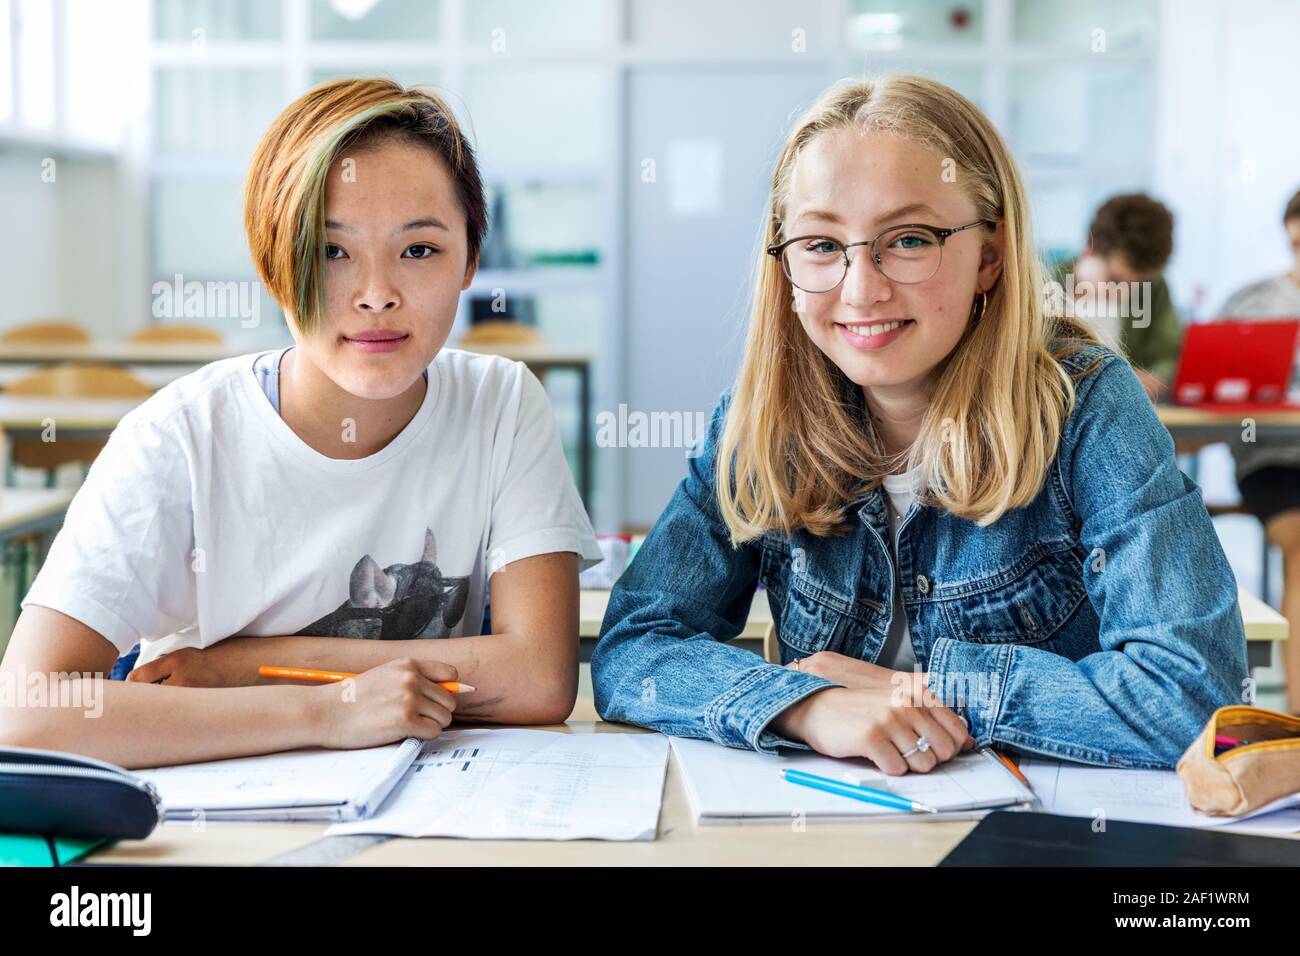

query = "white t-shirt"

[1218,273,1300,319]
[23,347,603,666]
[877,467,919,673]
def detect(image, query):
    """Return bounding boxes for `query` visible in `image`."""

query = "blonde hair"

[717,74,1102,543]
[243,77,486,336]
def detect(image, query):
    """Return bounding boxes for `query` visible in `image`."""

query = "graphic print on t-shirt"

[295,527,470,640]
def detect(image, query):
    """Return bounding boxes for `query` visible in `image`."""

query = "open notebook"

[133,738,421,823]
[671,737,1037,824]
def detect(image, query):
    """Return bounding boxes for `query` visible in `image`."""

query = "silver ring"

[900,735,931,759]
[793,658,801,671]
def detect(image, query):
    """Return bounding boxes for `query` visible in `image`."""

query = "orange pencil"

[258,665,475,694]
[991,748,1030,786]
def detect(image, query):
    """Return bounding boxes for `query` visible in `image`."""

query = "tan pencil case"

[1176,705,1300,816]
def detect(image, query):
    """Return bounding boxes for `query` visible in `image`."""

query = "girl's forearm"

[3,678,324,769]
[216,632,577,724]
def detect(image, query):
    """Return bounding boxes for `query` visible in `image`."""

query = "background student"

[1052,193,1183,400]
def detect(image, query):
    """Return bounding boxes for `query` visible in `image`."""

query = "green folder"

[0,832,108,866]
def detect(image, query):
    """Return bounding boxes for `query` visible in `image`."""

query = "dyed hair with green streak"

[244,78,487,336]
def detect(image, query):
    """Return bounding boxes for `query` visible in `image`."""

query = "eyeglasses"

[767,220,993,293]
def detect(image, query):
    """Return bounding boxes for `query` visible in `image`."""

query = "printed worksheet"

[326,729,670,841]
[1018,758,1300,834]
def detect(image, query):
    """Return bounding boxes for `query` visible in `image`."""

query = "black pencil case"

[0,745,163,840]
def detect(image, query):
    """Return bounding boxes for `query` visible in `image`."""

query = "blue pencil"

[782,768,938,814]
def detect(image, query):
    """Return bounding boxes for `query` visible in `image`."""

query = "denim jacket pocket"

[939,543,1087,645]
[759,536,879,660]
[776,578,881,660]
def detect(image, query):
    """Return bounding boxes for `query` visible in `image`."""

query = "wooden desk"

[1239,589,1289,640]
[580,588,773,639]
[0,341,258,393]
[79,650,1300,865]
[79,821,336,866]
[0,488,75,636]
[0,396,146,486]
[0,396,145,433]
[348,722,980,866]
[83,721,979,866]
[0,342,240,366]
[0,488,76,536]
[1158,404,1300,444]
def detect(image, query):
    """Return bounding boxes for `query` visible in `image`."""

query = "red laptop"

[1172,319,1300,410]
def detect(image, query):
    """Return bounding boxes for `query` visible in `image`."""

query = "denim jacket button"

[916,573,930,594]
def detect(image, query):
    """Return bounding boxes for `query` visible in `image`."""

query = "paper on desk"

[1017,758,1300,835]
[670,737,1035,824]
[135,738,421,823]
[327,729,670,841]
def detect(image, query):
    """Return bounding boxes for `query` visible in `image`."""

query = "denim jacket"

[593,344,1249,769]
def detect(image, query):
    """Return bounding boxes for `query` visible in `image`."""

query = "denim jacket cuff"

[925,638,1013,743]
[705,664,839,755]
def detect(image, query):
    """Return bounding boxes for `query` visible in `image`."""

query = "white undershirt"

[877,467,920,672]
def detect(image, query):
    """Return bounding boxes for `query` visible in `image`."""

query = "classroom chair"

[127,324,224,345]
[457,319,546,348]
[0,320,92,346]
[3,363,153,486]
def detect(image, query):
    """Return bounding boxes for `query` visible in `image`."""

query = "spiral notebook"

[670,737,1037,824]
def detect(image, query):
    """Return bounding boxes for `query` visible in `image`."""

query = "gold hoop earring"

[972,290,988,322]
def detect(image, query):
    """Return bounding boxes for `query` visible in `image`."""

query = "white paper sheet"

[135,738,421,822]
[1018,757,1300,835]
[670,737,1035,824]
[327,729,670,841]
[667,139,723,217]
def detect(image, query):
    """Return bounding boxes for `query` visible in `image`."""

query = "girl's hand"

[312,657,459,750]
[125,645,244,687]
[774,652,975,775]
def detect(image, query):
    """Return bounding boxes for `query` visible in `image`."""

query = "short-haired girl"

[1,79,601,768]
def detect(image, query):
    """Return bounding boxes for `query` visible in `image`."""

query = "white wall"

[0,148,63,324]
[0,147,130,338]
[1155,0,1300,318]
[0,0,149,340]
